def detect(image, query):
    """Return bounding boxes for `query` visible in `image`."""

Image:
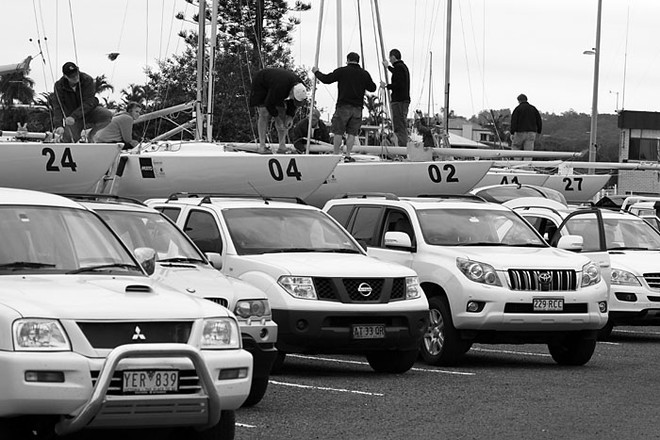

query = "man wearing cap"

[289,108,330,154]
[510,93,542,159]
[312,52,377,162]
[51,62,112,143]
[249,67,307,154]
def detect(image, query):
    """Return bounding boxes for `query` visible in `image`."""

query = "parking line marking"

[289,354,475,376]
[614,329,660,336]
[270,380,384,396]
[472,347,551,357]
[237,423,257,428]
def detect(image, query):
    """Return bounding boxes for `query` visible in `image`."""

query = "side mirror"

[206,252,222,270]
[384,231,412,249]
[557,235,583,252]
[134,247,157,275]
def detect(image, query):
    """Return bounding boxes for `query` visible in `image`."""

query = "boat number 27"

[42,147,78,172]
[563,177,583,191]
[427,164,458,183]
[268,158,302,181]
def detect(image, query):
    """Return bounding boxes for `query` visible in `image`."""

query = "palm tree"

[94,74,114,95]
[121,83,146,106]
[0,72,35,106]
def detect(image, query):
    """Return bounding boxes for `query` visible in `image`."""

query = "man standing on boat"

[51,62,112,143]
[312,52,377,162]
[249,67,307,154]
[510,93,542,159]
[381,49,411,147]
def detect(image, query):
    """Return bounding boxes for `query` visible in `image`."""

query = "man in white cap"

[249,67,307,154]
[51,61,112,143]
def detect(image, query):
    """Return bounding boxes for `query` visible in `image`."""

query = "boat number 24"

[268,158,302,181]
[42,147,78,172]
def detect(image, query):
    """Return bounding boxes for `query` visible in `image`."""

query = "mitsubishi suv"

[324,194,609,366]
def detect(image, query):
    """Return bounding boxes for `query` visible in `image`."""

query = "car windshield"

[223,207,362,255]
[417,208,546,247]
[602,217,660,251]
[97,209,204,262]
[0,206,141,275]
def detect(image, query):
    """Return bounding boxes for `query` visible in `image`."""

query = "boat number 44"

[42,147,78,172]
[268,158,302,181]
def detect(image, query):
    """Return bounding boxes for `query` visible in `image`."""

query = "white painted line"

[270,380,384,396]
[472,347,551,357]
[614,329,660,336]
[599,341,620,346]
[288,354,475,376]
[237,423,257,429]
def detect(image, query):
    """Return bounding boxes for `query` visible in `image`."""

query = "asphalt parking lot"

[233,326,660,440]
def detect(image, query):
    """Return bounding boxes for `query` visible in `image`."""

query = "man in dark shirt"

[249,67,307,153]
[312,52,377,162]
[289,108,330,153]
[51,62,112,143]
[510,93,542,159]
[381,49,411,147]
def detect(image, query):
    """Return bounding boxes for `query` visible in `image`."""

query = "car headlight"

[278,276,317,299]
[13,319,71,351]
[456,257,502,286]
[201,318,241,349]
[406,276,422,299]
[611,268,641,286]
[581,261,602,287]
[235,299,271,319]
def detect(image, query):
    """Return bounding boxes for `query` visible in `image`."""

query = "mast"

[373,0,390,120]
[443,0,452,140]
[195,0,205,140]
[336,0,342,67]
[206,0,218,141]
[306,0,327,153]
[588,0,602,165]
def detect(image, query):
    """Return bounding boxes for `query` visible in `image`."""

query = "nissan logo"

[357,282,373,297]
[538,272,552,284]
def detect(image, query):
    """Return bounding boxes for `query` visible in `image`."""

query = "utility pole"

[589,0,603,165]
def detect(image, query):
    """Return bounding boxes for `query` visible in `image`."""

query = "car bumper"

[240,318,278,378]
[0,344,252,434]
[609,287,660,325]
[272,308,428,353]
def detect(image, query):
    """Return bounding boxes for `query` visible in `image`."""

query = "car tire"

[548,335,597,366]
[242,376,269,407]
[178,410,235,440]
[270,351,286,374]
[597,319,614,341]
[420,296,468,366]
[366,349,418,374]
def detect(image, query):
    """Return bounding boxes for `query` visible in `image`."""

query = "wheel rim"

[423,307,445,356]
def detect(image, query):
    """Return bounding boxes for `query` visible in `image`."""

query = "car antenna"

[247,181,270,204]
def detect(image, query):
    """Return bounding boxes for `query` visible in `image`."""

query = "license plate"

[123,370,178,394]
[352,324,385,339]
[533,298,564,312]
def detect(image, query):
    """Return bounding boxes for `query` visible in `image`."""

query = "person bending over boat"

[94,101,142,150]
[312,52,377,162]
[51,62,112,143]
[289,108,330,153]
[249,67,307,154]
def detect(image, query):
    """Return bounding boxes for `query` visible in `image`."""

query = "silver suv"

[324,194,609,366]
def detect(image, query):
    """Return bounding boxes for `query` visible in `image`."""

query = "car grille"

[205,297,229,308]
[313,277,406,303]
[643,273,660,289]
[77,322,193,349]
[508,269,577,291]
[90,369,201,395]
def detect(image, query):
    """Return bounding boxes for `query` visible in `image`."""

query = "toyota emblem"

[538,272,552,284]
[357,282,373,297]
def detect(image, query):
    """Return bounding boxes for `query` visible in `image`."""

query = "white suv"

[324,194,609,366]
[0,188,251,439]
[146,194,429,374]
[69,194,277,407]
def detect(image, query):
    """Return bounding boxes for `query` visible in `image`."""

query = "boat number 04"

[268,158,302,181]
[42,147,78,172]
[427,164,458,184]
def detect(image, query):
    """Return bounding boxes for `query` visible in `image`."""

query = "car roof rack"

[415,194,487,202]
[165,192,307,205]
[59,193,147,207]
[334,192,400,200]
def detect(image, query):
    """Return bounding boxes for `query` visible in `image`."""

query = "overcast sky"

[3,0,658,120]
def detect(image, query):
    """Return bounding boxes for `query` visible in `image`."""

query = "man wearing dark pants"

[381,49,410,147]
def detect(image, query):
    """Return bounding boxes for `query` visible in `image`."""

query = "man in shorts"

[249,67,307,154]
[312,52,377,162]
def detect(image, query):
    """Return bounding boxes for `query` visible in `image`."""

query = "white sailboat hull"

[0,142,121,193]
[476,170,550,187]
[543,174,612,203]
[304,160,493,207]
[114,142,341,201]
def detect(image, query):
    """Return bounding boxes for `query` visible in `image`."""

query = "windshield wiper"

[0,261,56,270]
[67,263,141,274]
[454,242,509,247]
[317,248,362,254]
[268,248,318,253]
[608,246,650,251]
[158,257,206,264]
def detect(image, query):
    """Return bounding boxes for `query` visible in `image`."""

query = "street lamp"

[585,0,603,166]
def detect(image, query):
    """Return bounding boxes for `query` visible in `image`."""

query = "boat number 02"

[562,177,583,191]
[427,164,458,183]
[268,158,302,181]
[42,147,78,172]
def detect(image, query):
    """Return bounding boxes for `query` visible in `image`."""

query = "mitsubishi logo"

[357,282,373,297]
[538,272,552,284]
[132,326,146,340]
